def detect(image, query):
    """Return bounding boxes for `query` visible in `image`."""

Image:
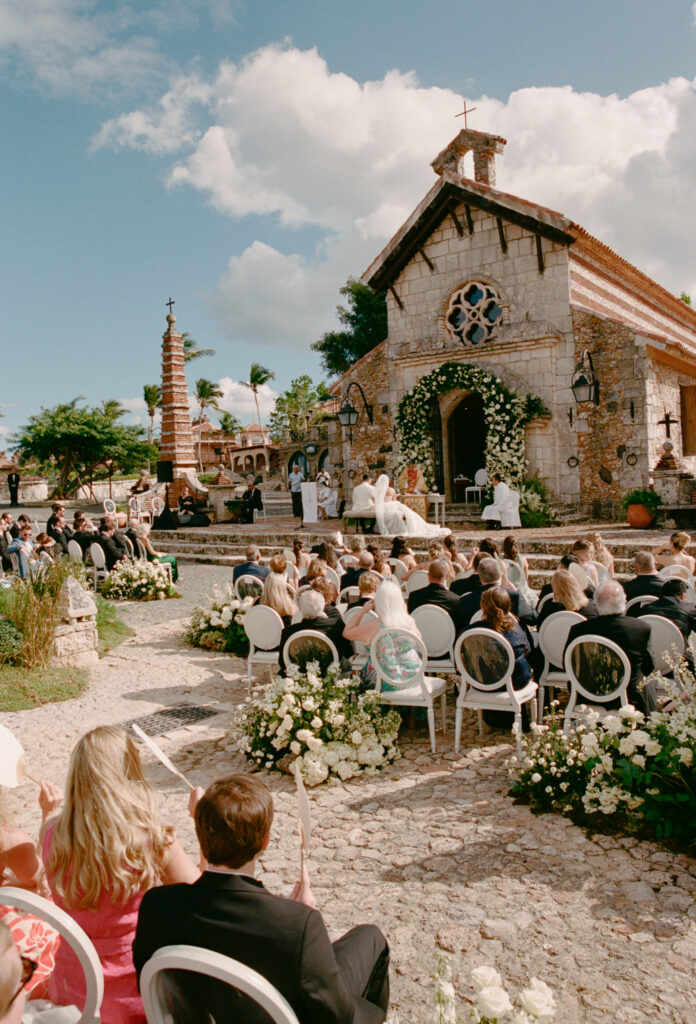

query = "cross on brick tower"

[166,297,175,314]
[455,101,477,128]
[658,410,678,439]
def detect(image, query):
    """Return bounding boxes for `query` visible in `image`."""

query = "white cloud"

[0,424,11,437]
[118,397,159,429]
[215,378,277,424]
[97,45,696,346]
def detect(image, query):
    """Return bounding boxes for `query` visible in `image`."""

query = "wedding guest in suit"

[459,558,536,629]
[95,520,127,571]
[6,472,20,508]
[240,479,264,524]
[278,589,349,673]
[342,551,374,589]
[232,545,270,584]
[622,552,667,605]
[47,512,73,555]
[407,560,463,633]
[133,774,390,1024]
[450,550,487,598]
[636,578,696,642]
[9,516,30,540]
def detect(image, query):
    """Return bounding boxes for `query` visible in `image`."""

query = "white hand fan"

[131,724,193,790]
[294,761,312,868]
[0,724,38,788]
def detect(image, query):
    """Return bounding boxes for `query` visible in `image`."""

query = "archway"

[318,449,330,472]
[288,452,309,477]
[447,393,487,500]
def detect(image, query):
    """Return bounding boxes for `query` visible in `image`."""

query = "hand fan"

[294,761,312,868]
[131,724,193,790]
[0,724,39,787]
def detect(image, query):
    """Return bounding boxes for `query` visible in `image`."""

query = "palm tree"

[182,332,216,363]
[218,411,242,469]
[194,378,223,470]
[100,399,124,421]
[241,363,275,431]
[143,384,162,464]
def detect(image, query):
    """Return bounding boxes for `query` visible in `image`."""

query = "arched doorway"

[318,449,330,472]
[447,393,487,499]
[288,452,309,477]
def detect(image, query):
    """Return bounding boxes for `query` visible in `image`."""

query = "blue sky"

[2,0,696,442]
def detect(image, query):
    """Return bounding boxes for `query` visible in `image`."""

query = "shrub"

[621,487,662,512]
[0,619,24,665]
[186,585,253,655]
[0,559,84,669]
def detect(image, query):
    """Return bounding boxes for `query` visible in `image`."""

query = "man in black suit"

[95,519,127,570]
[7,470,20,507]
[622,552,666,606]
[459,558,536,628]
[342,550,374,589]
[279,589,351,673]
[637,578,696,642]
[408,560,463,633]
[450,551,486,597]
[10,514,29,540]
[565,581,655,712]
[240,479,264,524]
[133,774,389,1024]
[232,544,271,584]
[47,507,74,555]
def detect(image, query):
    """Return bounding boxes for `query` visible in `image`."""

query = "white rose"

[306,736,323,752]
[296,729,312,743]
[281,716,293,731]
[631,754,646,768]
[645,739,661,756]
[351,731,363,746]
[302,697,316,712]
[519,978,556,1021]
[290,741,301,755]
[471,966,503,992]
[477,985,513,1019]
[333,714,345,727]
[311,716,323,729]
[677,747,693,765]
[531,772,542,783]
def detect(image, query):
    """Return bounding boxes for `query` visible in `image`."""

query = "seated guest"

[443,535,468,570]
[178,488,211,527]
[502,534,536,606]
[135,523,178,583]
[588,532,615,577]
[311,577,341,616]
[637,578,696,642]
[233,544,270,584]
[240,478,263,524]
[0,515,14,571]
[407,559,463,633]
[305,558,328,584]
[47,512,73,555]
[133,775,390,1024]
[343,550,374,589]
[465,586,533,690]
[278,589,349,673]
[450,550,487,597]
[95,518,129,571]
[622,552,667,604]
[258,565,297,626]
[129,470,151,496]
[311,531,345,556]
[315,541,342,574]
[571,539,599,588]
[565,580,656,713]
[459,557,536,628]
[0,922,53,1024]
[73,511,97,535]
[537,569,598,625]
[366,544,391,578]
[352,571,381,607]
[538,553,592,602]
[653,530,695,574]
[33,532,58,564]
[389,537,416,572]
[41,727,198,1023]
[106,514,139,555]
[7,524,33,578]
[344,580,422,691]
[292,537,312,572]
[9,515,30,540]
[427,542,455,582]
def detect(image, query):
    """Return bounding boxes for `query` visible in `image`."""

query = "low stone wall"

[0,480,48,503]
[53,619,99,667]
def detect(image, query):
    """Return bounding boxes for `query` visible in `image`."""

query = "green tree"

[143,385,162,446]
[268,376,332,443]
[219,411,241,441]
[182,331,216,363]
[681,292,692,306]
[311,277,387,376]
[193,378,223,470]
[13,399,154,498]
[240,363,275,429]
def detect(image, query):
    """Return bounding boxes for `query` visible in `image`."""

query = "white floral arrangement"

[101,560,176,601]
[238,661,401,785]
[186,584,254,654]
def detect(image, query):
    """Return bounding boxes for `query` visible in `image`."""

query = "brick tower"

[159,311,201,502]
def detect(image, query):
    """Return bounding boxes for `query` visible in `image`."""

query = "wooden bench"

[343,510,377,534]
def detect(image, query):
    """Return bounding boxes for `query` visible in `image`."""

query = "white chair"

[536,592,554,613]
[88,542,109,591]
[282,629,339,674]
[140,944,299,1024]
[411,604,456,672]
[102,498,117,516]
[338,585,360,607]
[465,468,487,504]
[639,613,685,674]
[502,558,525,591]
[244,605,283,684]
[339,554,359,570]
[151,496,165,519]
[135,538,172,582]
[454,628,537,755]
[344,606,379,669]
[563,635,631,734]
[128,496,151,525]
[568,562,590,589]
[67,539,84,564]
[469,609,484,623]
[0,886,104,1024]
[536,610,585,721]
[625,594,659,613]
[234,574,265,600]
[588,559,610,585]
[122,535,135,557]
[386,557,408,580]
[406,570,429,595]
[8,551,22,577]
[324,566,341,591]
[369,628,447,753]
[658,564,693,582]
[500,489,521,529]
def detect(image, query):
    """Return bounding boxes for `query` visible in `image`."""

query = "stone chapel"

[327,128,696,516]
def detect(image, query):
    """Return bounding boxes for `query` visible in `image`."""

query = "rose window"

[446,282,503,346]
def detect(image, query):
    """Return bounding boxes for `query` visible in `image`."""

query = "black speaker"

[157,460,174,483]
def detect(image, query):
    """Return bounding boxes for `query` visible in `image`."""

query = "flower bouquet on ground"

[238,661,401,785]
[101,561,177,602]
[186,584,254,655]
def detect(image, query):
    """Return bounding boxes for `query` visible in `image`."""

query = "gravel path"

[4,574,696,1023]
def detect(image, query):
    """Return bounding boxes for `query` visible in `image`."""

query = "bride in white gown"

[374,474,450,538]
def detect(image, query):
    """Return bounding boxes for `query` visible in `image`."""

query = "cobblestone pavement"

[5,594,696,1022]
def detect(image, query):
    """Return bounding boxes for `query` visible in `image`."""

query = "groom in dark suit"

[133,774,390,1024]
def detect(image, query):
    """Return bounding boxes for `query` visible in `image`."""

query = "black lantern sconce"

[337,382,374,443]
[571,350,600,406]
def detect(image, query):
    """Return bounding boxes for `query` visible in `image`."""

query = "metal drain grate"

[122,703,219,737]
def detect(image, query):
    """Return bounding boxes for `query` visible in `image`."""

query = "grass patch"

[0,665,88,711]
[96,596,133,656]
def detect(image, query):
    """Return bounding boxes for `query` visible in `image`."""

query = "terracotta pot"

[626,504,655,529]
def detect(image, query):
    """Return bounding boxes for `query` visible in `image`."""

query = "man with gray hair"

[278,587,349,673]
[342,550,375,589]
[565,580,655,712]
[622,551,666,605]
[458,556,536,628]
[232,543,271,583]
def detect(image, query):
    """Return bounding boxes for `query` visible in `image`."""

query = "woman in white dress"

[374,474,450,538]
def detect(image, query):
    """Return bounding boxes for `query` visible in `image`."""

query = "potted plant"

[621,487,662,528]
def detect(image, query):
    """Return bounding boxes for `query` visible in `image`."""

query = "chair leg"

[537,685,545,724]
[440,692,446,732]
[477,709,483,736]
[514,712,523,757]
[454,705,462,753]
[427,706,437,754]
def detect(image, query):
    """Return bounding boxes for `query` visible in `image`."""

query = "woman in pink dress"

[40,727,199,1024]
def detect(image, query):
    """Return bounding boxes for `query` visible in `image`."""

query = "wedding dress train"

[374,474,449,538]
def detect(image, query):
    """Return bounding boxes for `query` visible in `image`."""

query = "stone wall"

[0,479,48,503]
[645,350,696,474]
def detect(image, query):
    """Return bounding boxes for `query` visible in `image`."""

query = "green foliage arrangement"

[518,475,555,528]
[0,560,83,669]
[311,277,387,376]
[186,585,253,655]
[621,488,662,512]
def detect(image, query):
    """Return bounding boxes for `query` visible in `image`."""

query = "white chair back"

[625,594,659,613]
[568,562,589,589]
[0,886,104,1024]
[640,613,685,674]
[658,563,693,582]
[563,635,631,727]
[339,554,359,569]
[9,552,21,575]
[123,535,135,557]
[89,542,106,569]
[538,610,585,671]
[406,569,429,595]
[469,609,484,623]
[324,566,341,590]
[386,557,408,580]
[140,944,300,1024]
[234,574,265,600]
[151,496,165,517]
[68,539,84,563]
[454,628,515,695]
[411,604,455,658]
[338,585,360,606]
[244,605,284,651]
[537,592,553,612]
[102,499,116,515]
[281,629,339,672]
[369,628,427,692]
[136,538,149,561]
[474,468,488,487]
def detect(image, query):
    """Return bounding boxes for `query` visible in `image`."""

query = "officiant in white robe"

[482,473,521,528]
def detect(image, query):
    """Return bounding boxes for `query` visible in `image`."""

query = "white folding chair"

[386,557,408,580]
[282,629,339,674]
[244,605,283,684]
[88,542,109,591]
[135,537,149,561]
[658,564,693,582]
[128,496,151,525]
[234,574,265,600]
[8,551,22,577]
[102,499,117,516]
[151,496,165,519]
[339,554,359,570]
[465,468,487,504]
[411,604,456,672]
[625,594,659,613]
[135,537,172,583]
[406,570,429,595]
[568,562,590,589]
[338,585,360,607]
[67,539,84,564]
[140,944,299,1024]
[0,886,104,1024]
[454,628,538,755]
[536,610,585,721]
[563,635,631,734]
[369,628,447,753]
[122,535,135,557]
[639,613,685,674]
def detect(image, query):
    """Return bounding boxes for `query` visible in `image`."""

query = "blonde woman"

[41,727,198,1023]
[259,569,297,626]
[587,532,615,577]
[653,531,696,574]
[537,569,598,625]
[135,523,178,582]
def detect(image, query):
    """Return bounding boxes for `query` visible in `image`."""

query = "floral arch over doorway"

[396,361,535,488]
